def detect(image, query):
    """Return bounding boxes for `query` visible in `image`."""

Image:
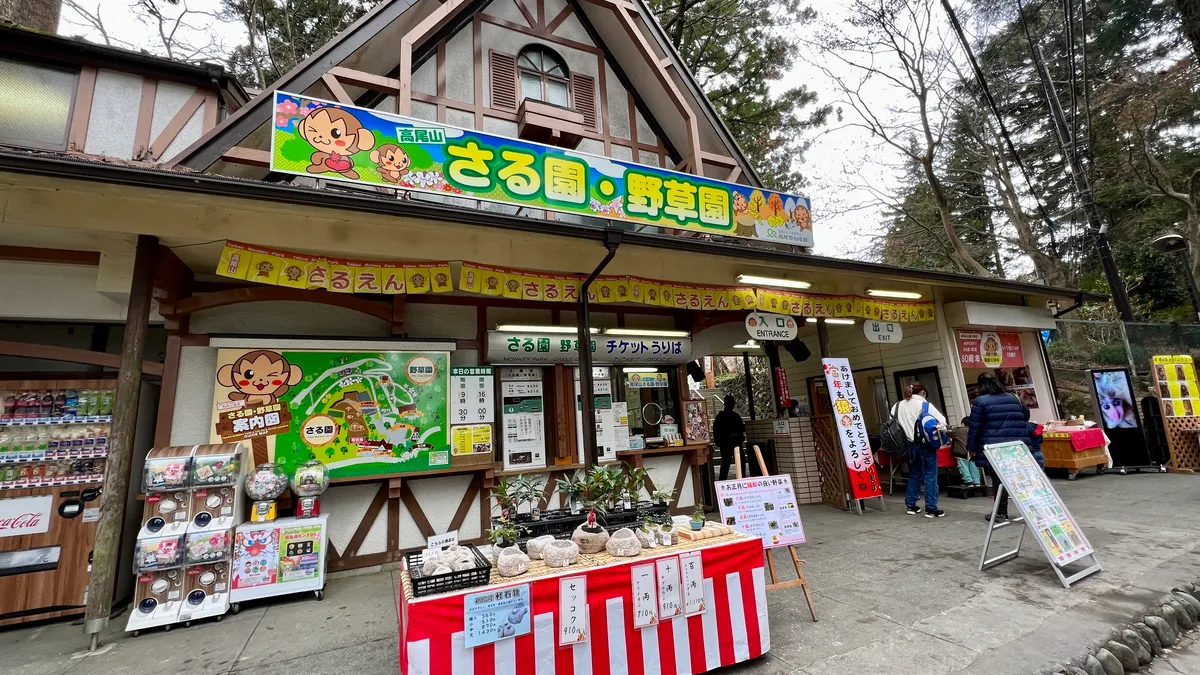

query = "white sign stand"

[978,442,1102,589]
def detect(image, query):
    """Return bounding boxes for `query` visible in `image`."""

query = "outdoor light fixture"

[495,325,599,334]
[823,318,856,325]
[866,289,923,300]
[603,328,690,337]
[622,367,659,373]
[735,274,812,290]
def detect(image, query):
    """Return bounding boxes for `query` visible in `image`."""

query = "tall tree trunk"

[923,157,994,276]
[1178,0,1200,66]
[0,0,61,31]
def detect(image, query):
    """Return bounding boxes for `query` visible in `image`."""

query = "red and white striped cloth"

[400,536,769,675]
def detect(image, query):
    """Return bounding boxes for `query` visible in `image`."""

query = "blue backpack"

[914,401,948,450]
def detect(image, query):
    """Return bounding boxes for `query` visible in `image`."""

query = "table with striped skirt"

[399,535,770,675]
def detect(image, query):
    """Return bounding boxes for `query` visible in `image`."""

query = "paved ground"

[1147,632,1200,674]
[2,471,1198,675]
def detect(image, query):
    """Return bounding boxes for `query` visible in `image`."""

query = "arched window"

[517,45,570,107]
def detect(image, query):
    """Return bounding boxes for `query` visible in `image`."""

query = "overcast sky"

[56,0,916,261]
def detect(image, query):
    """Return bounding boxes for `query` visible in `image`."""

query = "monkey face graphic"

[255,261,274,278]
[410,273,426,289]
[217,350,304,406]
[486,276,499,290]
[299,108,374,156]
[435,272,448,287]
[284,265,303,282]
[506,279,519,293]
[600,286,611,298]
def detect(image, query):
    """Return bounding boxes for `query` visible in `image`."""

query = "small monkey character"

[283,265,303,282]
[410,273,426,290]
[792,204,811,230]
[485,276,499,291]
[255,261,274,279]
[299,107,375,180]
[434,272,448,288]
[370,144,411,184]
[600,286,611,298]
[217,350,304,408]
[505,279,519,294]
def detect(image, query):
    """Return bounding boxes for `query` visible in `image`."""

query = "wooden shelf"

[494,462,585,477]
[618,443,709,458]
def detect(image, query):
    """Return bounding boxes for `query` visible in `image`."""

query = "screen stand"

[978,485,1103,589]
[734,445,818,621]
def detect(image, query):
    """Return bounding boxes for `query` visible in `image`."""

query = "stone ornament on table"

[543,540,580,568]
[605,528,642,557]
[572,510,609,554]
[635,526,658,549]
[527,535,556,560]
[497,546,531,577]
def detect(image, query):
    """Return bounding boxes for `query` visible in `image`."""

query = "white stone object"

[605,528,642,557]
[572,524,609,554]
[497,546,531,577]
[543,540,580,568]
[527,535,556,560]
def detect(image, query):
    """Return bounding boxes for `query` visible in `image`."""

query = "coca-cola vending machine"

[0,379,114,627]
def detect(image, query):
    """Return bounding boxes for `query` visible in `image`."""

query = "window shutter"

[570,72,597,131]
[490,50,518,112]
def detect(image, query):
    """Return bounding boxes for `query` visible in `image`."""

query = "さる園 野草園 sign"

[210,349,450,479]
[270,92,814,247]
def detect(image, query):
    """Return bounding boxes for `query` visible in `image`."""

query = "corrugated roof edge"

[0,146,1105,305]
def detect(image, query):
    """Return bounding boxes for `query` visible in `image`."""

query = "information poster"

[958,331,1024,368]
[1153,355,1200,417]
[451,424,493,455]
[575,375,616,463]
[820,358,884,499]
[279,524,322,582]
[210,348,450,479]
[984,441,1094,565]
[451,366,494,424]
[232,526,280,589]
[501,369,545,470]
[714,474,806,548]
[464,584,531,648]
[558,576,588,646]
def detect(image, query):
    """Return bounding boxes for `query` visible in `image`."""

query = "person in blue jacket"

[967,372,1037,521]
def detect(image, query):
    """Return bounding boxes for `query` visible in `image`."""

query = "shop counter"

[1042,426,1108,479]
[399,533,769,675]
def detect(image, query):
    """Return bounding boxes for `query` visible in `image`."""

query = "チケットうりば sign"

[488,332,692,365]
[270,91,814,247]
[210,348,450,479]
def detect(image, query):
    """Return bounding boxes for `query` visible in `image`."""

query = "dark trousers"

[718,442,741,480]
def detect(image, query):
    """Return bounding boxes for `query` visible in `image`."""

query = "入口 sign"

[0,495,52,538]
[745,312,799,341]
[863,321,903,344]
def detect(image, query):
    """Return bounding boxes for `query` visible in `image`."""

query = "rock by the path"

[1161,604,1181,633]
[1144,615,1178,647]
[1173,591,1200,621]
[1167,599,1195,629]
[1133,623,1161,656]
[1084,655,1108,675]
[1105,640,1139,672]
[1093,649,1123,675]
[1120,629,1152,665]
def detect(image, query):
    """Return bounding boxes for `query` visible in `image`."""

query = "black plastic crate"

[404,544,492,598]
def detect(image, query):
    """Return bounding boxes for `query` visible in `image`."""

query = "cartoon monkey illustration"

[733,192,749,214]
[283,265,303,283]
[255,261,274,279]
[217,350,304,408]
[434,272,448,288]
[485,276,499,291]
[791,204,811,230]
[298,107,375,180]
[370,144,411,184]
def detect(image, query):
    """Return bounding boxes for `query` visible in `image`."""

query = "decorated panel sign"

[271,92,814,247]
[210,349,450,479]
[820,358,883,500]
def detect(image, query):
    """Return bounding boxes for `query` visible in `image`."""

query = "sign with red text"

[821,358,884,500]
[714,474,806,548]
[0,495,52,538]
[958,331,1024,368]
[774,366,791,410]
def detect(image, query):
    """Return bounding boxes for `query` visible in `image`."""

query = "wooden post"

[816,318,830,358]
[84,235,157,648]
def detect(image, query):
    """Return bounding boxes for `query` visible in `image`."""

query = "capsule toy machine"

[0,379,114,627]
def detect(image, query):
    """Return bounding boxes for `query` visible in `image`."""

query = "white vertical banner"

[820,358,883,500]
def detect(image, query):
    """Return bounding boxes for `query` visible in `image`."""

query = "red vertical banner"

[774,366,791,410]
[820,358,883,500]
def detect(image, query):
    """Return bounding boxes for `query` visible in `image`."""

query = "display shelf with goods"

[1151,355,1200,472]
[0,379,117,627]
[230,514,330,609]
[398,531,769,675]
[126,443,249,635]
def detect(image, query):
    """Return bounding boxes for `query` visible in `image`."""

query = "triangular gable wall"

[170,0,758,187]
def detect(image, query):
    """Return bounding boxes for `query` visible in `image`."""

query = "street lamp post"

[1151,230,1200,323]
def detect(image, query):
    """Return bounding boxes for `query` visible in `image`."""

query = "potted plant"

[659,519,675,545]
[624,465,649,510]
[514,474,545,521]
[556,473,585,515]
[492,477,519,522]
[587,466,618,511]
[489,522,522,554]
[690,503,706,531]
[652,488,674,506]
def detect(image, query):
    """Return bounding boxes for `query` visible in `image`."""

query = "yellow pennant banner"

[216,241,452,295]
[756,288,935,322]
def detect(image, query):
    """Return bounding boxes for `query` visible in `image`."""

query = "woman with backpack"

[966,372,1035,522]
[893,381,948,518]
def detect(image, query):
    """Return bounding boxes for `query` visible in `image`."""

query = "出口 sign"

[821,358,883,500]
[270,92,814,247]
[487,332,691,365]
[863,321,903,344]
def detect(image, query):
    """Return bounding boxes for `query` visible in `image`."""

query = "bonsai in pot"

[690,503,706,531]
[652,487,674,506]
[515,474,545,521]
[489,521,522,551]
[623,465,649,509]
[659,519,676,545]
[492,477,519,522]
[555,473,585,515]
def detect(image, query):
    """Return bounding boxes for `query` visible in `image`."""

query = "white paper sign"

[559,576,588,645]
[502,379,546,470]
[0,494,52,538]
[464,584,531,648]
[631,563,659,629]
[680,551,706,616]
[426,531,458,551]
[656,556,683,619]
[714,474,806,548]
[451,366,494,424]
[773,419,789,436]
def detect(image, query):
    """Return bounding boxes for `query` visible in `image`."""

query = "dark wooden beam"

[171,286,392,322]
[0,245,100,266]
[0,340,163,377]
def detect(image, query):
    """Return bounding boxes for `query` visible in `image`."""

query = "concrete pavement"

[2,471,1197,675]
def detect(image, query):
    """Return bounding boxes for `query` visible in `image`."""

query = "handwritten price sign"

[630,563,659,629]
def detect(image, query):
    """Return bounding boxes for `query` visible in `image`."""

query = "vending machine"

[0,379,114,627]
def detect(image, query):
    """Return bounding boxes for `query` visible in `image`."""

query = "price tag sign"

[680,551,706,616]
[558,576,588,645]
[630,563,658,629]
[656,556,683,619]
[464,584,531,648]
[426,530,458,551]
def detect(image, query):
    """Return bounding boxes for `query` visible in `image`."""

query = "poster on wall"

[683,401,710,444]
[209,348,450,479]
[820,358,884,500]
[232,526,280,589]
[575,375,616,464]
[450,366,494,425]
[269,92,814,248]
[279,524,322,583]
[714,474,806,548]
[958,331,1024,368]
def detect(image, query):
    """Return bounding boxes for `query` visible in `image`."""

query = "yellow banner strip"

[216,241,452,295]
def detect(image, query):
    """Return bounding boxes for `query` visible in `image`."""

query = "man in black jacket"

[714,396,746,480]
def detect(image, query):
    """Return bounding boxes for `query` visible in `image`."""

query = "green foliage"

[646,0,830,191]
[692,503,706,522]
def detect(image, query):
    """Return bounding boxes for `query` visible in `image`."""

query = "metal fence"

[1043,319,1200,418]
